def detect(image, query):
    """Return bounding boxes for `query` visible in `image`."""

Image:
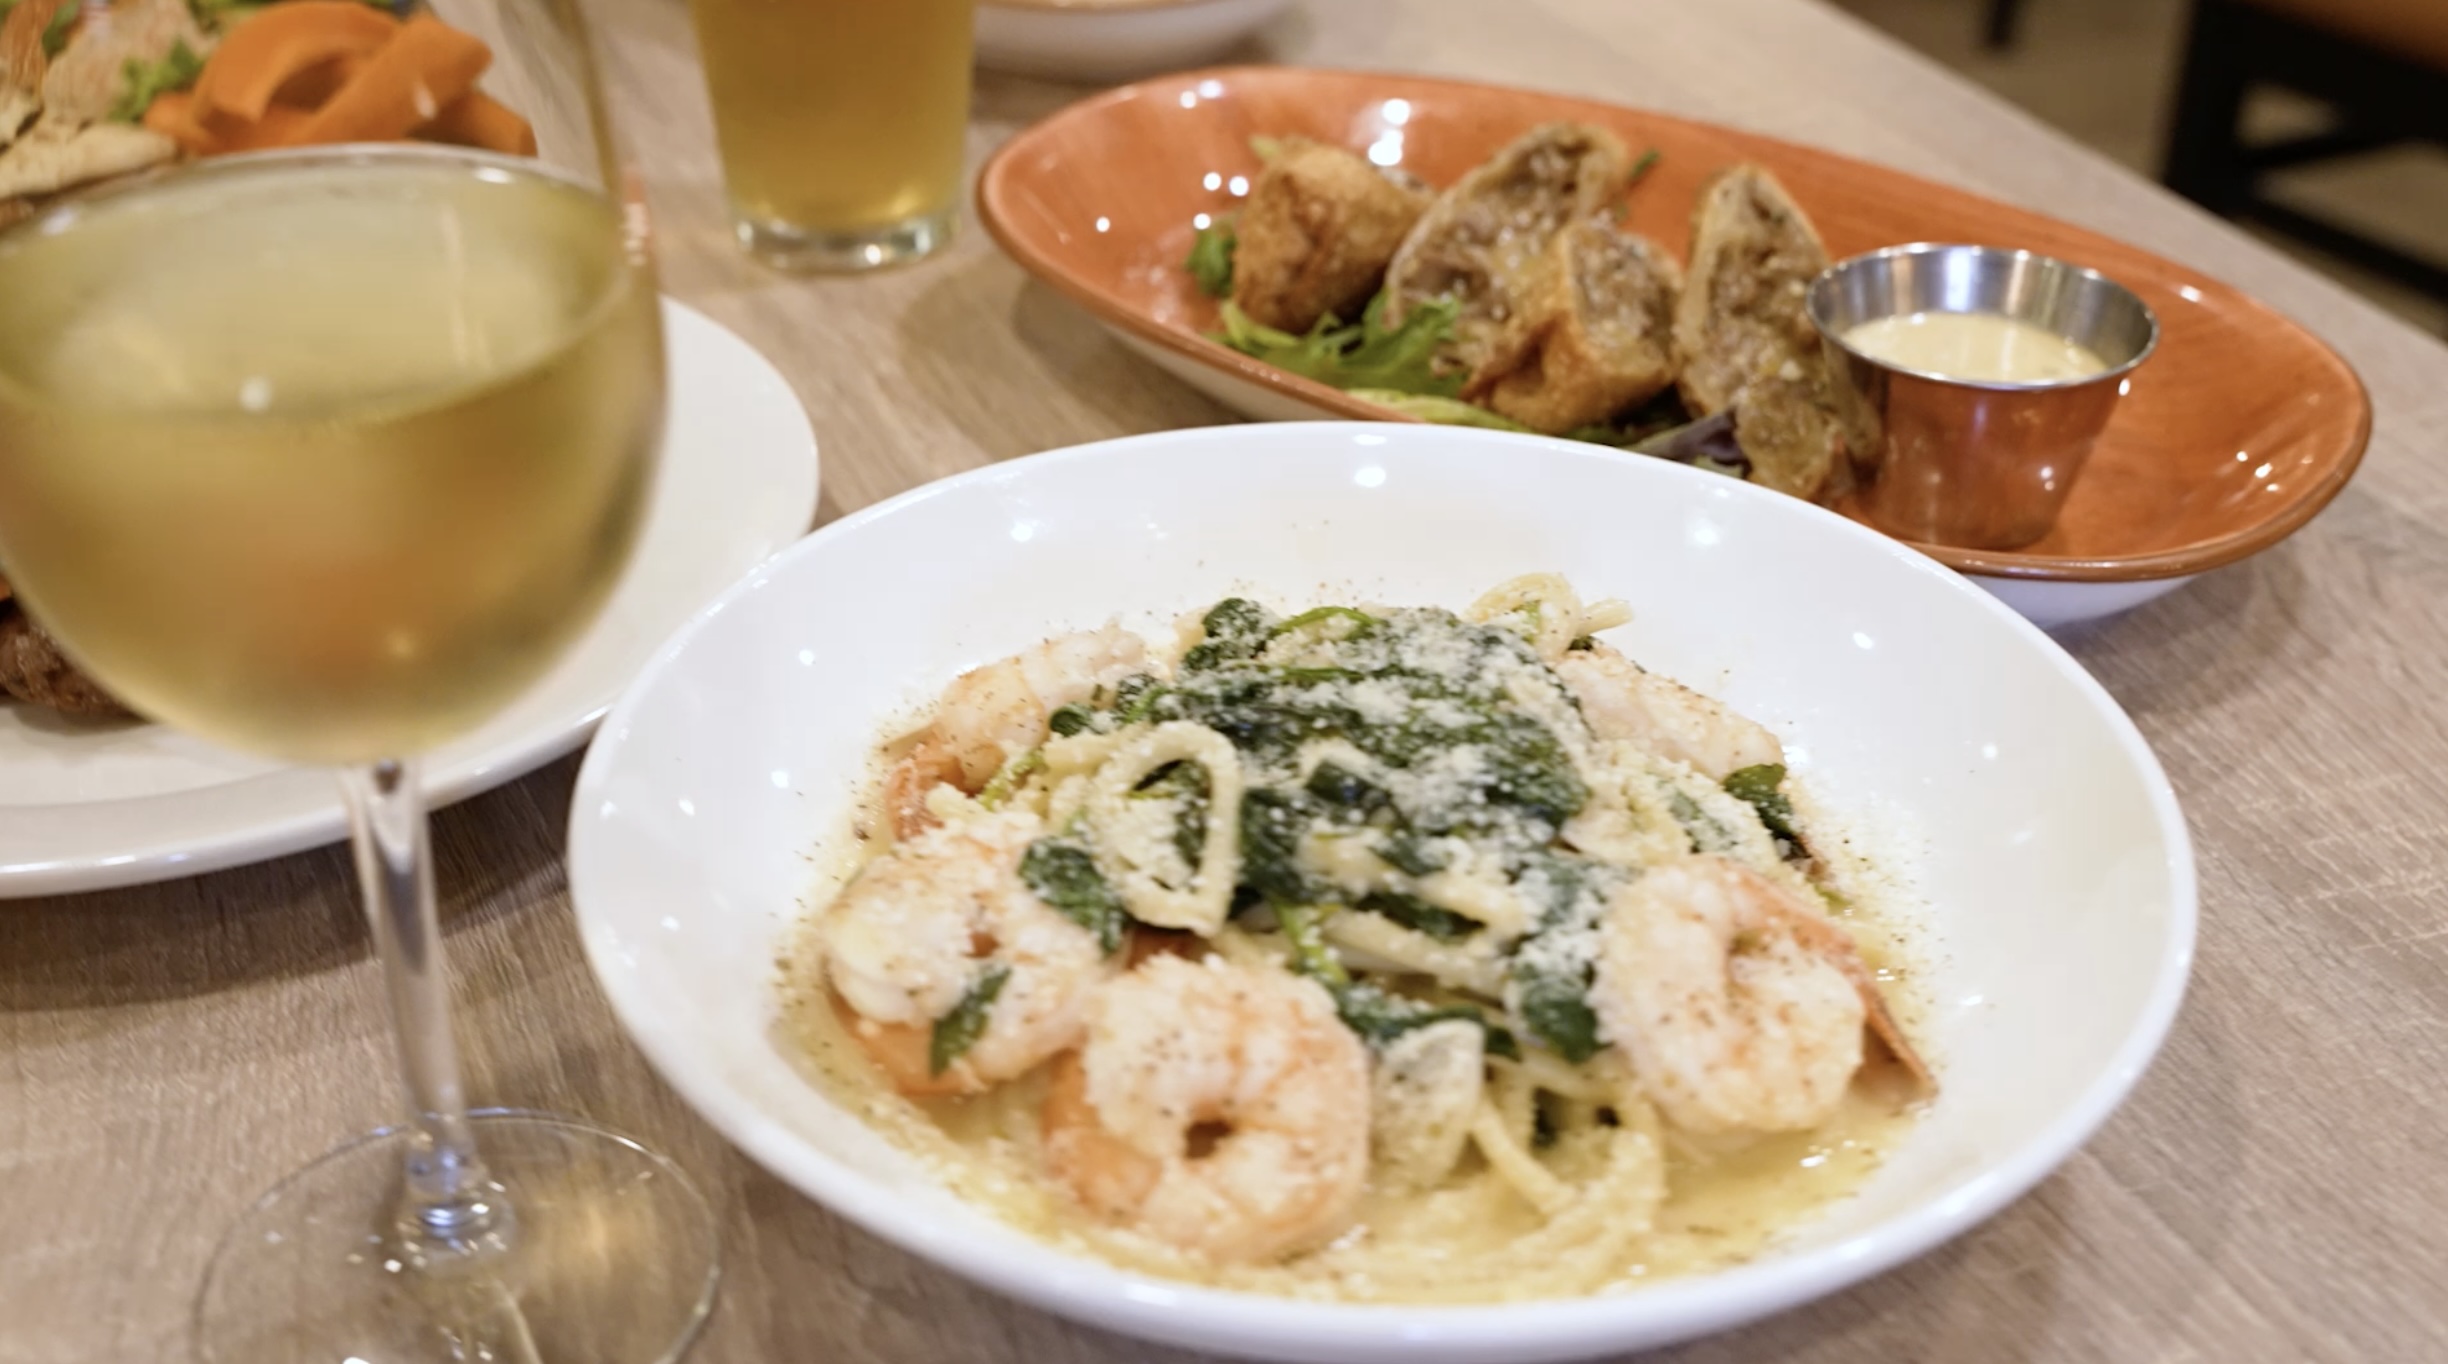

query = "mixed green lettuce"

[1215,293,1463,400]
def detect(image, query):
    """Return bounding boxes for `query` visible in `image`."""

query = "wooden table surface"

[8,0,2448,1359]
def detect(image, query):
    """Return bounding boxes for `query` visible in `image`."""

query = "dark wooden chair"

[1985,0,2028,49]
[2159,0,2448,303]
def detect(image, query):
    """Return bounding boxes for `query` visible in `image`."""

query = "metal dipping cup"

[1809,244,2159,551]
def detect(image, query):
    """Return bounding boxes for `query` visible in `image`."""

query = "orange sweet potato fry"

[142,91,222,157]
[216,103,321,152]
[270,52,366,109]
[289,13,490,147]
[192,0,397,125]
[415,90,534,156]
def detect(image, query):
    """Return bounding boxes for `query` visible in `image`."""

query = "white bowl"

[975,0,1294,84]
[570,422,2196,1362]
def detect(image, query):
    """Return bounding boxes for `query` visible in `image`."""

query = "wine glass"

[0,0,719,1358]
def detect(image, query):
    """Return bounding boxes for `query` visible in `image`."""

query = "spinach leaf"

[928,964,1009,1075]
[1376,830,1448,876]
[1515,968,1602,1064]
[1270,605,1381,640]
[1045,673,1164,737]
[1275,903,1514,1056]
[1723,762,1807,856]
[1018,839,1127,955]
[1237,786,1318,904]
[1182,597,1275,671]
[1356,889,1479,942]
[1113,673,1165,721]
[1133,760,1211,875]
[1509,853,1607,1063]
[1047,703,1096,737]
[1665,786,1732,852]
[1304,760,1390,816]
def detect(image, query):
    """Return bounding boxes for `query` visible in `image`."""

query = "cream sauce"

[1844,310,2108,383]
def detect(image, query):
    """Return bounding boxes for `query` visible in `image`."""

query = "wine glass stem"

[343,758,509,1260]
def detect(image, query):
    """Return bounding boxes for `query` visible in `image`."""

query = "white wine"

[0,149,662,763]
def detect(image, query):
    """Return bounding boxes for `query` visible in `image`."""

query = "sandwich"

[1464,215,1682,434]
[1672,164,1868,502]
[1231,137,1432,334]
[1381,122,1634,379]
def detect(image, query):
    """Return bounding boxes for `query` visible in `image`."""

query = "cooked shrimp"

[1554,644,1782,780]
[819,809,1117,1096]
[885,625,1150,838]
[1041,954,1371,1263]
[1591,854,1928,1135]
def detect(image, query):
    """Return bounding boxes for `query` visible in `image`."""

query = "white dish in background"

[569,422,2196,1362]
[975,0,1294,84]
[0,299,818,899]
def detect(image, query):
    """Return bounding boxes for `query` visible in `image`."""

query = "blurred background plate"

[0,299,818,899]
[975,0,1295,84]
[977,66,2372,628]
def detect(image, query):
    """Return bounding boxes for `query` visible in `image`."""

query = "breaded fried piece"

[1231,139,1432,334]
[0,606,130,718]
[1464,217,1681,435]
[1673,164,1857,502]
[1383,123,1633,377]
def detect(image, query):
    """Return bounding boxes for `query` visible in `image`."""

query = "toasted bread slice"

[0,121,177,200]
[1464,217,1682,434]
[1673,164,1858,501]
[1382,123,1632,377]
[1231,138,1432,334]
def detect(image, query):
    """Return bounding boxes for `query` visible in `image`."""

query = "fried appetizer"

[1673,164,1861,502]
[1231,138,1432,334]
[1382,123,1634,378]
[1464,217,1682,434]
[0,608,128,718]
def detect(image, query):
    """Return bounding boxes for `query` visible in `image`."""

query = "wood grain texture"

[5,0,2447,1360]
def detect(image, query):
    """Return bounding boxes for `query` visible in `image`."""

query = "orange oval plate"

[978,66,2371,584]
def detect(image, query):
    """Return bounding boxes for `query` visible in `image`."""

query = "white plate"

[0,299,817,899]
[975,0,1294,84]
[1107,334,2188,629]
[569,423,2195,1362]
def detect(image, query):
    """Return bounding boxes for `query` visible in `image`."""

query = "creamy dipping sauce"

[1844,311,2109,384]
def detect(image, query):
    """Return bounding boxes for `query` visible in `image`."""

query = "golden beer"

[689,0,976,269]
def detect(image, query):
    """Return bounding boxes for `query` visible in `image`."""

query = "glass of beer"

[0,0,718,1358]
[690,0,977,271]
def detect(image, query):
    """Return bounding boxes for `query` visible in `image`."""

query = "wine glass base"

[194,1110,720,1364]
[732,206,955,273]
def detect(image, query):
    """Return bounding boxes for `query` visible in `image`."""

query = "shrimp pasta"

[780,575,1934,1302]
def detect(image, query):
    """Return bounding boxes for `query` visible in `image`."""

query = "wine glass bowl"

[0,147,663,763]
[0,0,721,1358]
